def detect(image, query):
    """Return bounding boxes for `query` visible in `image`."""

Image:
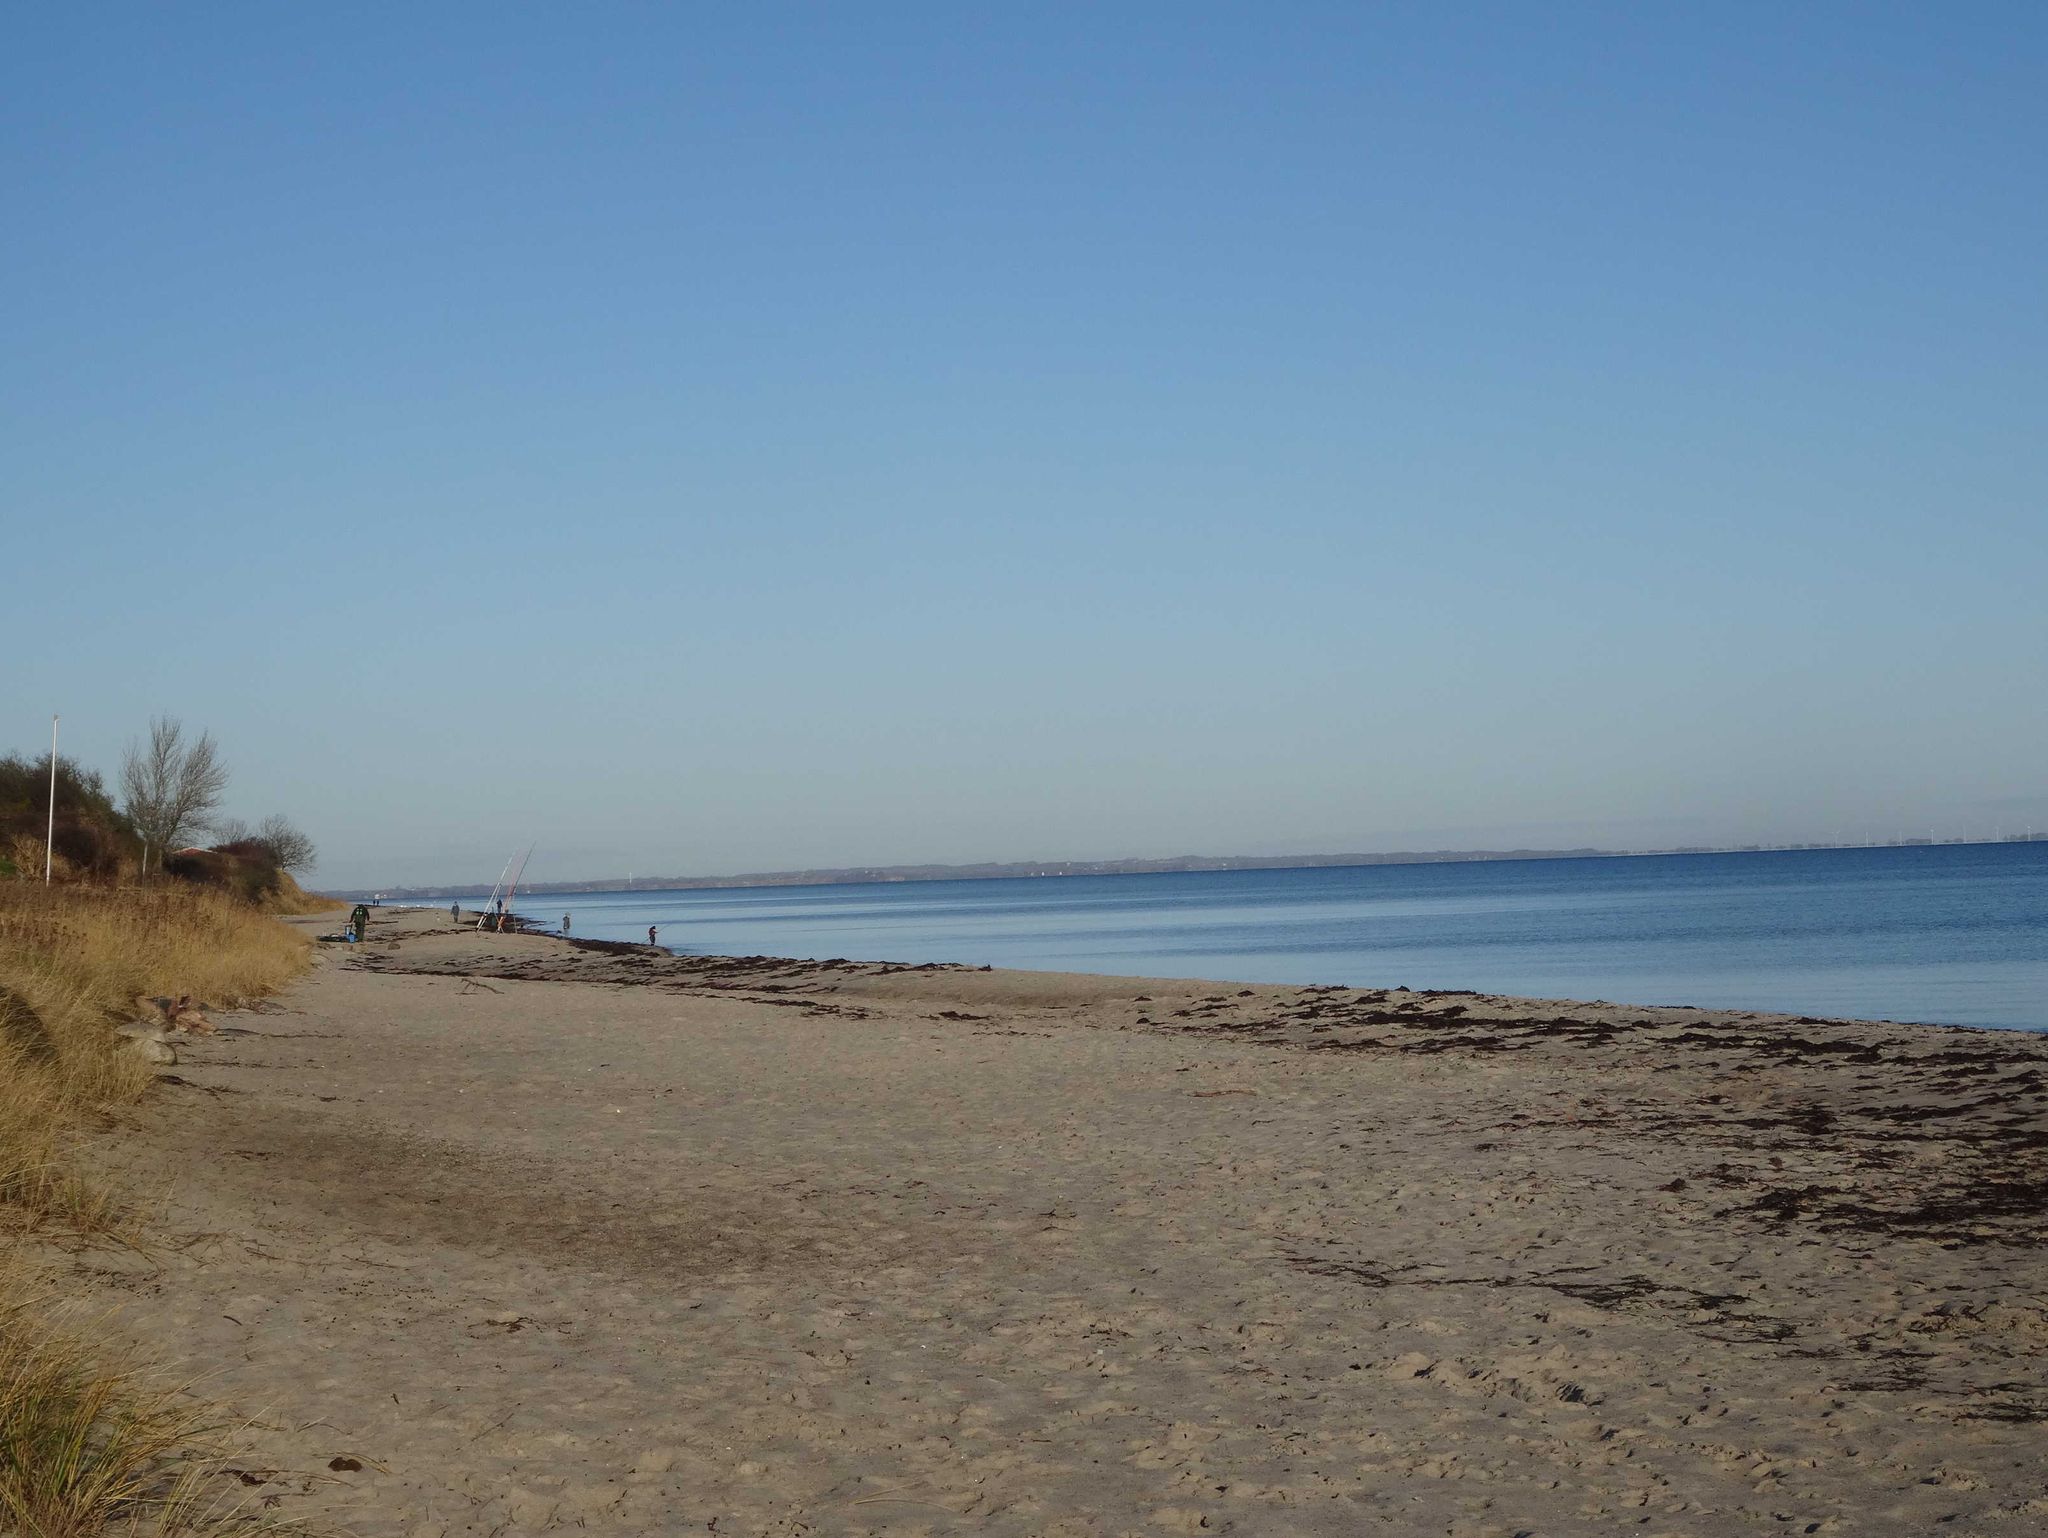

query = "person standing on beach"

[562,913,571,934]
[450,902,459,926]
[648,925,658,947]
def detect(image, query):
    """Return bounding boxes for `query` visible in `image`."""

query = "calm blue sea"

[499,843,2047,1031]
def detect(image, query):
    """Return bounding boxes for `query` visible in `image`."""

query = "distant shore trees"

[119,716,228,872]
[4,715,320,897]
[252,813,316,873]
[200,814,317,875]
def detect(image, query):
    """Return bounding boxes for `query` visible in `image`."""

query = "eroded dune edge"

[73,907,2048,1536]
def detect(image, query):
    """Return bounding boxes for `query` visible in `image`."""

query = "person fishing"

[648,925,658,947]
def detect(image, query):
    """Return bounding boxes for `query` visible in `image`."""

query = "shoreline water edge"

[429,843,2048,1033]
[73,905,2048,1535]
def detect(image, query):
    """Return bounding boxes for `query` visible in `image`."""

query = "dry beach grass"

[0,884,316,1223]
[0,882,326,1535]
[53,905,2048,1536]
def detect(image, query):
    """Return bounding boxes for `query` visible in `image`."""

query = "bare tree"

[120,716,229,872]
[254,813,317,874]
[209,817,252,847]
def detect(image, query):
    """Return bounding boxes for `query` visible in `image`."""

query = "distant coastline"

[327,834,2041,900]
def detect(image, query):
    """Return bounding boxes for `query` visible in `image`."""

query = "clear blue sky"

[6,3,2043,889]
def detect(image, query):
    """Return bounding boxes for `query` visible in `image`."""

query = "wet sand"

[71,906,2048,1535]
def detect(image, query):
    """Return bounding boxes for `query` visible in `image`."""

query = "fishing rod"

[476,850,517,930]
[503,842,537,917]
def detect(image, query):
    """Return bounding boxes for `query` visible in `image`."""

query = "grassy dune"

[0,883,321,1533]
[0,885,315,1220]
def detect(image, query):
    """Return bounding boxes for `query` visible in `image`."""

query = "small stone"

[118,1026,177,1065]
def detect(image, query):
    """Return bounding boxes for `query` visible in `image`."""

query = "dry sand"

[67,906,2048,1535]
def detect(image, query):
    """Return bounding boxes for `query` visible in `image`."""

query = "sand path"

[71,909,2048,1535]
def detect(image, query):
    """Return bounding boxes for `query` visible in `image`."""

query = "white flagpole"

[45,715,58,884]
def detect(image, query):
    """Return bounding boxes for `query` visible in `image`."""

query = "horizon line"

[323,833,2042,898]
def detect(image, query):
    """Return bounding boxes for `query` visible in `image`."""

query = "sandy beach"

[68,906,2048,1536]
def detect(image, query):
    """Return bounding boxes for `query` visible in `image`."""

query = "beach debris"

[116,1022,177,1065]
[328,1456,363,1473]
[115,993,221,1065]
[135,993,217,1035]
